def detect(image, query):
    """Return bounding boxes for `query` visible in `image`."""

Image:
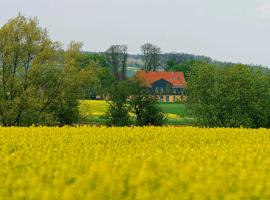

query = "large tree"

[105,45,128,80]
[0,14,94,126]
[141,43,161,71]
[187,62,270,128]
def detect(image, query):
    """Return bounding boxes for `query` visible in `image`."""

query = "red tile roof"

[136,71,186,87]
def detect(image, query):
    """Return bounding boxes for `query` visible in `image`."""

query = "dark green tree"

[129,79,167,126]
[187,62,270,128]
[104,81,131,126]
[104,78,167,127]
[166,61,191,81]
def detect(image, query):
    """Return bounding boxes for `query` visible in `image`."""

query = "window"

[159,96,163,102]
[173,96,176,102]
[160,87,164,94]
[166,96,170,102]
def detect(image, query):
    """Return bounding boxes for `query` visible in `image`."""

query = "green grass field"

[159,102,186,116]
[79,100,191,125]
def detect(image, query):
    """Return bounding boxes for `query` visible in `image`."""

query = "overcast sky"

[1,0,270,66]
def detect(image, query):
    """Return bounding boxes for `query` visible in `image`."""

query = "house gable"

[151,79,173,88]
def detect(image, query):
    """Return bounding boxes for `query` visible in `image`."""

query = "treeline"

[122,52,211,69]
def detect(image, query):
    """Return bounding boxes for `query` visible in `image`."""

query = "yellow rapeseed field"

[1,127,270,200]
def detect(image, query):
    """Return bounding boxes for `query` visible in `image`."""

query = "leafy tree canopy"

[0,14,96,126]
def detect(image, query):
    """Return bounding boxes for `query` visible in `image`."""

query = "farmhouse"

[136,71,186,102]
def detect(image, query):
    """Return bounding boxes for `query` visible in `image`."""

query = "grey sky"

[1,0,270,66]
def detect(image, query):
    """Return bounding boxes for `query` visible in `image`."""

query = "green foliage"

[104,81,131,126]
[166,62,191,80]
[163,53,212,66]
[187,62,270,128]
[77,52,108,69]
[128,79,167,126]
[133,96,167,126]
[64,42,106,101]
[0,15,95,126]
[164,54,212,80]
[0,14,58,126]
[53,42,100,126]
[104,79,167,126]
[95,68,116,96]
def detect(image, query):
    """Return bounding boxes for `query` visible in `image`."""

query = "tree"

[104,81,131,126]
[69,51,114,99]
[104,78,167,127]
[166,60,191,81]
[0,14,58,126]
[105,45,128,80]
[187,62,270,128]
[52,41,97,125]
[77,52,108,69]
[141,43,161,71]
[0,14,95,126]
[129,79,167,126]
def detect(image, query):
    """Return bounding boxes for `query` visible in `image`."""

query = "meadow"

[1,126,270,199]
[79,100,191,125]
